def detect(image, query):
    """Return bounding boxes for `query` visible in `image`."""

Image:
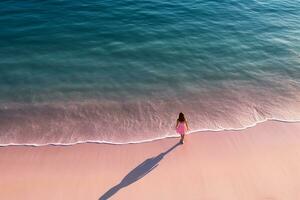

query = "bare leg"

[180,134,184,144]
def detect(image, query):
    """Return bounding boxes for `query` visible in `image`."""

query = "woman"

[176,112,189,144]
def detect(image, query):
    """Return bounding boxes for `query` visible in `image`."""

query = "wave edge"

[1,118,300,147]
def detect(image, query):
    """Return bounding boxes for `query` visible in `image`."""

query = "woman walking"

[176,112,189,144]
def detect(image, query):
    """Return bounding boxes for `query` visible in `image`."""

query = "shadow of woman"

[99,142,180,200]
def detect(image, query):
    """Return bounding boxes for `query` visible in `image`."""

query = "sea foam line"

[0,118,300,147]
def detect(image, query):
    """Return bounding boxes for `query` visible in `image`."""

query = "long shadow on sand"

[99,142,180,200]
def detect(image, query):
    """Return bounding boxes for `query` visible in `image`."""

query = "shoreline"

[1,118,300,147]
[1,120,300,199]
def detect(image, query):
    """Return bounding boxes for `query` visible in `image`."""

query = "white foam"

[1,118,299,147]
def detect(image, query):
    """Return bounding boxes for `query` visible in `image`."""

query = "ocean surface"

[0,0,300,145]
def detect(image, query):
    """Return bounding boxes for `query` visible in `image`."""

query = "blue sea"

[0,0,300,145]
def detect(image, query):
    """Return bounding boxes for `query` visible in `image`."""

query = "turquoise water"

[0,0,300,145]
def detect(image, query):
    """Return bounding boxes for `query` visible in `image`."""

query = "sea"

[0,0,300,146]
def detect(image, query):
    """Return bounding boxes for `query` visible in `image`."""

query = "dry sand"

[1,120,300,199]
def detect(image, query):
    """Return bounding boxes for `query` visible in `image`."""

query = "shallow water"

[0,0,300,145]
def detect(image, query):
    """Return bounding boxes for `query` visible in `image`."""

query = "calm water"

[0,0,300,145]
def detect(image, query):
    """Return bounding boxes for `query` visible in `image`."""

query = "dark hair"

[177,112,186,122]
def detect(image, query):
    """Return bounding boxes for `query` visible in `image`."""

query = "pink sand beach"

[1,120,300,199]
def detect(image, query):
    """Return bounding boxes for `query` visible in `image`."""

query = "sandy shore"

[1,121,300,199]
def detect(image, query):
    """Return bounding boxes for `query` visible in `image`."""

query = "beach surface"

[1,120,300,200]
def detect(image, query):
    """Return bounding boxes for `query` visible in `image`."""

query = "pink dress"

[176,121,186,135]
